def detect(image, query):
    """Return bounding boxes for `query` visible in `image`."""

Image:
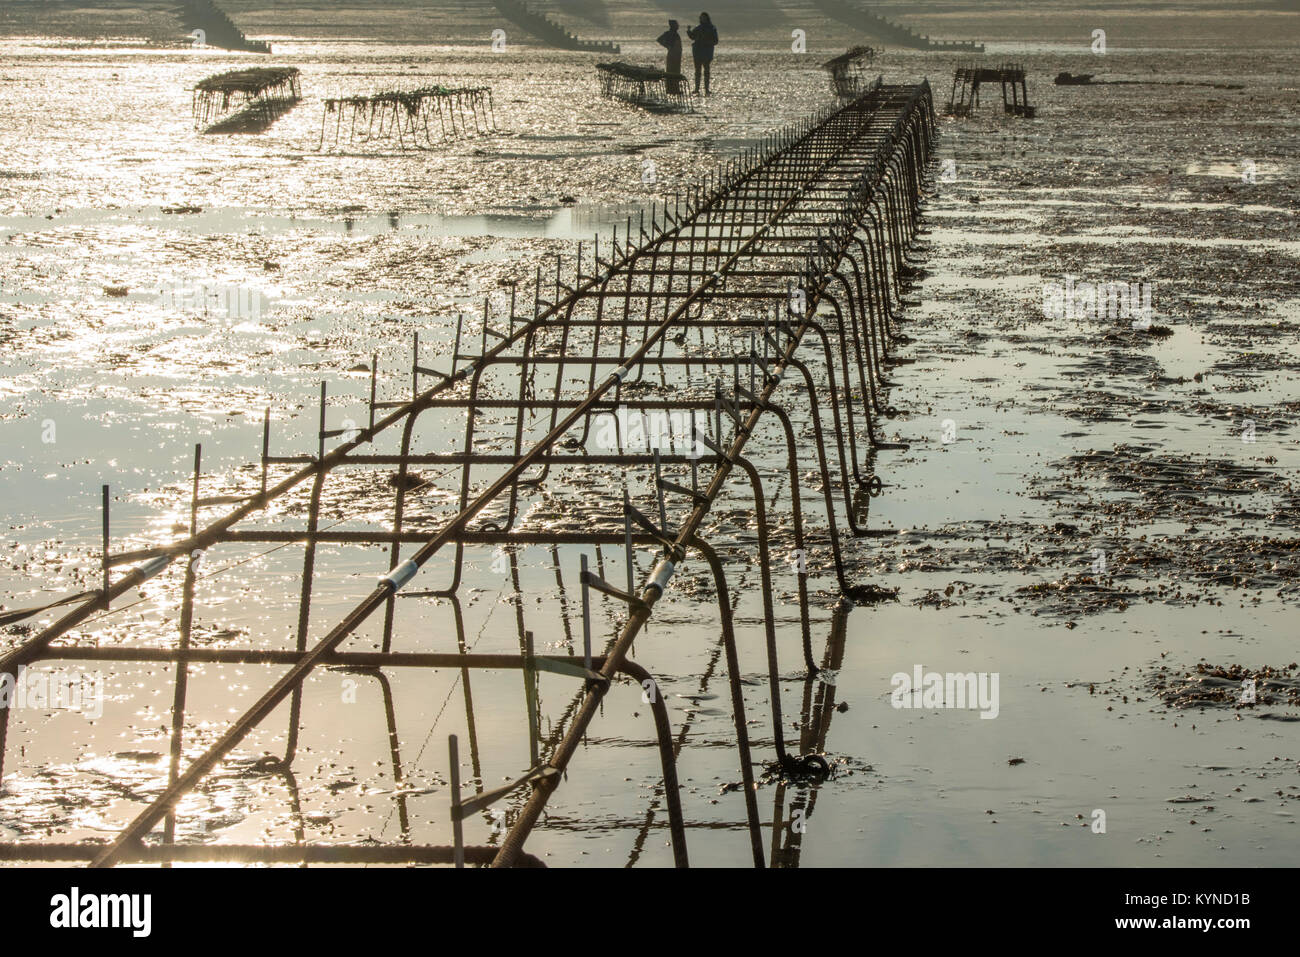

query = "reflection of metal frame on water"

[318,86,499,151]
[0,82,936,868]
[597,61,694,113]
[192,67,302,133]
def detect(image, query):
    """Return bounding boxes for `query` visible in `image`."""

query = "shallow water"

[0,25,1298,866]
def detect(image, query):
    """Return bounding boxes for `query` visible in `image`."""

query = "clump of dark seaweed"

[1148,661,1300,710]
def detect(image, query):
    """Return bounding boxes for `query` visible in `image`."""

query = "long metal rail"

[0,80,935,868]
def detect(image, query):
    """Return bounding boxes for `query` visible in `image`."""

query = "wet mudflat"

[0,31,1297,866]
[847,50,1299,865]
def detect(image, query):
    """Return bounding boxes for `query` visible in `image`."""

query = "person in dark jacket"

[686,12,718,95]
[656,20,683,94]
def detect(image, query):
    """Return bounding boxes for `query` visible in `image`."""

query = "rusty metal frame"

[0,81,936,868]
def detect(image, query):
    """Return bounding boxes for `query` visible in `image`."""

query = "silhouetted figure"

[657,19,683,94]
[687,12,718,95]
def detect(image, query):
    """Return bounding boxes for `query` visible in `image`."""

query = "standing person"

[686,12,718,95]
[656,19,683,94]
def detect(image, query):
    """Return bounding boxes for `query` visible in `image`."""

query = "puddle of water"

[0,202,649,242]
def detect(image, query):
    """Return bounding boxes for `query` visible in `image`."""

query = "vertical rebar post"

[653,450,667,536]
[260,407,270,497]
[100,485,110,606]
[449,734,464,868]
[317,381,327,462]
[368,352,378,434]
[523,630,539,768]
[580,553,592,680]
[623,488,634,598]
[412,331,420,399]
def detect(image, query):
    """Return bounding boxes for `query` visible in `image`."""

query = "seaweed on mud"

[754,752,875,789]
[1147,661,1300,712]
[1065,443,1275,493]
[874,501,1300,618]
[1037,444,1292,527]
[1013,576,1148,617]
[844,583,898,604]
[1061,344,1164,380]
[910,580,994,608]
[1016,521,1300,618]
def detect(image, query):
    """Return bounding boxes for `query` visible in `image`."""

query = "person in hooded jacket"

[686,13,718,95]
[656,19,683,94]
